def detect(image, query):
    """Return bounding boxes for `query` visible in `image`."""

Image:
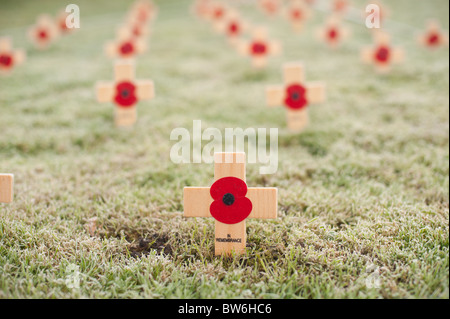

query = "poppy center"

[428,33,440,45]
[38,29,48,40]
[251,42,267,55]
[328,28,338,39]
[0,54,12,67]
[291,91,301,101]
[376,46,390,63]
[229,22,239,35]
[121,89,130,98]
[120,42,134,55]
[292,10,302,19]
[222,193,235,206]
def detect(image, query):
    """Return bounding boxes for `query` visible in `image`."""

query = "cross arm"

[0,174,14,203]
[136,80,155,100]
[306,81,326,104]
[184,187,212,218]
[266,85,284,107]
[247,187,277,219]
[96,82,114,103]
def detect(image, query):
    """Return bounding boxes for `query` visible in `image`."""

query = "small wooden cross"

[105,30,147,60]
[0,174,14,204]
[0,37,26,75]
[216,9,249,45]
[206,1,228,24]
[184,153,278,256]
[316,15,351,49]
[96,60,155,127]
[361,31,404,73]
[28,15,59,50]
[57,10,74,35]
[266,62,326,132]
[418,20,449,49]
[237,27,281,68]
[259,0,281,17]
[192,0,212,20]
[332,0,350,15]
[127,0,158,25]
[284,0,312,33]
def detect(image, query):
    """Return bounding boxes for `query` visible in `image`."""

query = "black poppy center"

[222,193,235,206]
[121,89,130,98]
[291,92,301,101]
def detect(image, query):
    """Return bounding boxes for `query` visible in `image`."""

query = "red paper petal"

[210,197,253,224]
[210,177,248,200]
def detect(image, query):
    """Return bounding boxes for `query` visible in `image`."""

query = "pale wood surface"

[286,108,309,132]
[136,80,155,100]
[306,81,326,104]
[284,62,304,85]
[266,86,284,107]
[115,107,137,127]
[184,187,212,218]
[96,82,114,103]
[247,187,277,219]
[0,174,14,203]
[0,37,12,51]
[114,61,135,82]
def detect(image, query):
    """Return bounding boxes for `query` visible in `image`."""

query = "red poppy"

[209,177,253,225]
[114,81,138,108]
[284,84,308,110]
[228,22,240,36]
[213,7,224,19]
[251,42,268,56]
[37,29,49,41]
[132,25,142,37]
[427,32,441,47]
[374,46,390,64]
[119,41,135,57]
[328,27,339,41]
[0,54,14,69]
[60,18,69,32]
[291,9,302,20]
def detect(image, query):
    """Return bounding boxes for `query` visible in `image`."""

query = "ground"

[0,0,448,299]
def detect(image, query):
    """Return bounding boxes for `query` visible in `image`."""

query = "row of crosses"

[96,0,157,127]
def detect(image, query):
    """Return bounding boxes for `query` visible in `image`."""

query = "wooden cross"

[57,10,74,35]
[127,0,158,25]
[332,0,350,15]
[206,1,228,25]
[418,20,449,49]
[259,0,281,17]
[266,62,326,132]
[284,0,312,33]
[105,30,147,60]
[192,0,212,20]
[96,60,155,127]
[237,27,281,68]
[361,31,404,73]
[316,15,351,49]
[184,153,277,256]
[0,37,26,75]
[28,15,59,50]
[216,9,249,45]
[0,174,14,204]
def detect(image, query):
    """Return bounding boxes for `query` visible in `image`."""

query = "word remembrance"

[184,152,278,256]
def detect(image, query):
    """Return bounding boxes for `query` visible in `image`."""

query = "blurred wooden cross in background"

[28,15,59,50]
[418,20,449,49]
[361,31,404,73]
[0,37,26,75]
[96,60,155,127]
[0,174,14,203]
[266,62,326,132]
[238,27,281,68]
[184,153,278,256]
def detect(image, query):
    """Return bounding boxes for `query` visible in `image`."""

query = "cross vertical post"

[0,174,14,203]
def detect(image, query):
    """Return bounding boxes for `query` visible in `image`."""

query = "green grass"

[0,0,448,299]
